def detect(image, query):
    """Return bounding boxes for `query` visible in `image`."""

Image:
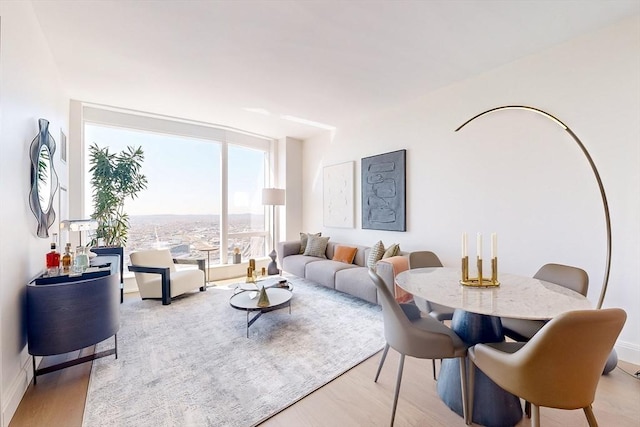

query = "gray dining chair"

[369,269,469,426]
[408,251,455,321]
[408,251,455,380]
[501,263,588,342]
[468,308,626,427]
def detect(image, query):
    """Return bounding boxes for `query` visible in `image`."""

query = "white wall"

[301,16,640,363]
[0,2,68,425]
[278,137,303,243]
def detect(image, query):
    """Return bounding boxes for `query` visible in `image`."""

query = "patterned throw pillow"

[300,232,322,254]
[367,240,385,269]
[303,235,330,258]
[382,243,400,258]
[333,245,358,264]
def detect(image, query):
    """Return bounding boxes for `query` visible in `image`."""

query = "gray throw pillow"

[300,232,321,254]
[303,235,330,258]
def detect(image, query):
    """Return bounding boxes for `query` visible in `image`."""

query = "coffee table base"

[243,302,291,337]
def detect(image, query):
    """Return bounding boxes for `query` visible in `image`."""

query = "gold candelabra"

[460,232,500,287]
[460,256,500,287]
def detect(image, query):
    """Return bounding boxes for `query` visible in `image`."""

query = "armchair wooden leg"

[390,354,405,427]
[375,343,390,382]
[584,405,599,427]
[161,272,171,305]
[525,400,531,418]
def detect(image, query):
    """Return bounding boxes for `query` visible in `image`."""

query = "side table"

[194,245,216,284]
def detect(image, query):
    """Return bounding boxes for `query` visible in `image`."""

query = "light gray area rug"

[82,277,384,427]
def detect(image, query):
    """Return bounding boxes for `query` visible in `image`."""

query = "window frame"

[80,105,275,266]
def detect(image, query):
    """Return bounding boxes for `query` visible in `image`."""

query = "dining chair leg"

[459,357,469,425]
[583,405,599,427]
[525,400,531,418]
[375,343,390,383]
[467,360,475,425]
[390,354,405,427]
[531,404,541,427]
[432,359,437,380]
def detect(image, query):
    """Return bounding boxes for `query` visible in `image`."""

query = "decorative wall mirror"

[29,118,59,238]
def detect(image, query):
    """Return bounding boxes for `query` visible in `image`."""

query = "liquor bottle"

[73,246,90,274]
[46,243,61,276]
[61,243,73,274]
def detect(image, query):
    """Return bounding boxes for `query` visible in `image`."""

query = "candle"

[462,233,468,258]
[477,233,482,260]
[491,233,497,259]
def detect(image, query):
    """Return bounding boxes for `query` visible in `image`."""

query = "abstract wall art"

[361,149,406,231]
[323,161,355,228]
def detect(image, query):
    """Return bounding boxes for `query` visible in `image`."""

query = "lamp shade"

[262,188,286,206]
[60,219,98,232]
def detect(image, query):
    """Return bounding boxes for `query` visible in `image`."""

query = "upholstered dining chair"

[368,269,469,426]
[129,249,205,305]
[501,263,588,342]
[408,251,456,321]
[408,251,455,380]
[467,308,626,427]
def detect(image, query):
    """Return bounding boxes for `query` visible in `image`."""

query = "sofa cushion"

[282,254,324,278]
[299,232,321,254]
[305,260,358,289]
[335,267,378,304]
[303,235,330,258]
[367,240,385,268]
[333,245,358,264]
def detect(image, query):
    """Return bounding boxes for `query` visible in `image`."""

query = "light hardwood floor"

[10,289,640,427]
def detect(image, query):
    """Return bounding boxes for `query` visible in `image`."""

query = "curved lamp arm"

[456,105,611,309]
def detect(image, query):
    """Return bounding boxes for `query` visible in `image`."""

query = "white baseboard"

[616,340,640,365]
[2,351,34,427]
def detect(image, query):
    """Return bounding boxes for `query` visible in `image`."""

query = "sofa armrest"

[277,240,302,265]
[375,255,410,300]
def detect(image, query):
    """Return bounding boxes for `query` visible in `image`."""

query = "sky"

[84,124,266,216]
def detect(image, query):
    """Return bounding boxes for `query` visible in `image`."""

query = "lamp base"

[267,249,279,275]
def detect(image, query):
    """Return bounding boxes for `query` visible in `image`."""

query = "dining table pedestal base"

[437,309,523,427]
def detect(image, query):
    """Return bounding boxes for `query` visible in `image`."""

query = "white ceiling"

[32,1,639,140]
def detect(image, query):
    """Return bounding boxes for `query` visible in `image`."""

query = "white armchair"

[129,249,205,305]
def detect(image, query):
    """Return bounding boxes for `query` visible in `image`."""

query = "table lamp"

[60,219,98,247]
[262,188,285,275]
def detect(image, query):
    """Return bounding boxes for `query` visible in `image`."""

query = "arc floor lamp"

[456,105,619,373]
[455,105,611,310]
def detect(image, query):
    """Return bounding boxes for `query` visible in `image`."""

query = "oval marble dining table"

[395,267,592,427]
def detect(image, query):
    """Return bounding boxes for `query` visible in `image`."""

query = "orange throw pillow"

[333,245,358,264]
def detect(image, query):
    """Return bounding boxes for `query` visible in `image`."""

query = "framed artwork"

[60,130,67,163]
[361,149,406,231]
[323,161,355,228]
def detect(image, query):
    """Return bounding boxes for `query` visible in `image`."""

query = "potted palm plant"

[88,143,148,248]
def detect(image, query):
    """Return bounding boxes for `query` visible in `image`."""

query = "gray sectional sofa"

[277,240,405,305]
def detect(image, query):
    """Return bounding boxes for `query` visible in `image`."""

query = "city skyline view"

[84,124,267,216]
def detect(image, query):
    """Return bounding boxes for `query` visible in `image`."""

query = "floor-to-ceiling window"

[82,109,271,269]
